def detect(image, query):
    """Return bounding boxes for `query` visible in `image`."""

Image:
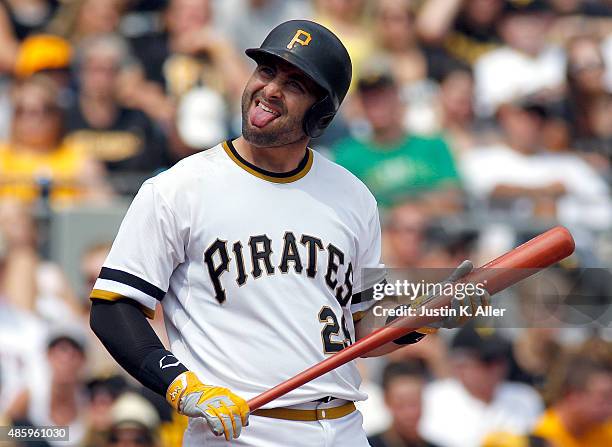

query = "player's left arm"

[349,198,488,357]
[353,291,433,357]
[353,260,490,357]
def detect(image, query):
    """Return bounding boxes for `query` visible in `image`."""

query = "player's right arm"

[90,299,249,440]
[89,179,248,440]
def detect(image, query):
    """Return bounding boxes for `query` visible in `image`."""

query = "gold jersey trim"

[90,289,155,319]
[222,140,313,184]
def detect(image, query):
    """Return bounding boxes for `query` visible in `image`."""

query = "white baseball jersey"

[91,140,385,408]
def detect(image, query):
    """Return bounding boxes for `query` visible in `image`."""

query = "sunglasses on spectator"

[14,104,60,118]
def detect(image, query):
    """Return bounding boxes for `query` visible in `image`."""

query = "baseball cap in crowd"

[451,324,511,363]
[108,393,160,445]
[503,0,550,14]
[46,323,87,353]
[497,95,551,119]
[86,375,128,400]
[357,72,395,93]
[14,34,72,78]
[356,59,397,94]
[111,393,160,431]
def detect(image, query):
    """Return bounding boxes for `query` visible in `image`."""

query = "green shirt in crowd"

[332,134,460,208]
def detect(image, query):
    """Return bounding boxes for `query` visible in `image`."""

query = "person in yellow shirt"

[0,74,111,206]
[533,354,612,447]
[314,0,374,89]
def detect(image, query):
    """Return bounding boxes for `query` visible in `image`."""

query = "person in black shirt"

[65,33,171,176]
[368,361,440,447]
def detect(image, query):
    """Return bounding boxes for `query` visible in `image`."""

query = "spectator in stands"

[560,35,612,170]
[48,0,126,42]
[0,199,80,320]
[65,33,171,176]
[314,0,373,84]
[0,0,59,41]
[416,0,504,76]
[382,201,430,268]
[460,98,612,230]
[474,0,565,116]
[106,393,161,447]
[369,361,440,447]
[130,0,248,103]
[419,224,479,269]
[373,0,428,89]
[0,279,46,420]
[83,376,128,447]
[2,33,73,138]
[214,0,312,52]
[333,69,462,212]
[420,326,544,447]
[7,325,89,445]
[0,75,111,206]
[0,3,20,73]
[533,352,612,446]
[13,34,72,86]
[436,68,495,155]
[128,0,248,154]
[372,0,439,135]
[508,328,562,390]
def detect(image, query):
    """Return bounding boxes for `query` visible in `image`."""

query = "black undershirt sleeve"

[90,299,188,396]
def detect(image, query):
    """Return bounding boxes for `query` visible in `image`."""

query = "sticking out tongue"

[250,104,278,128]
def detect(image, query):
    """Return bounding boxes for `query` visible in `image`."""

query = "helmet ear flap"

[304,96,336,138]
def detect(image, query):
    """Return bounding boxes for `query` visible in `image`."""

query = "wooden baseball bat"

[247,226,575,411]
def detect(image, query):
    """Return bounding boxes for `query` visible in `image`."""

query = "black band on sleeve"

[385,306,428,346]
[90,299,187,396]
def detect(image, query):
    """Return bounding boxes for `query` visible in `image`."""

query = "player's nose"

[261,79,283,102]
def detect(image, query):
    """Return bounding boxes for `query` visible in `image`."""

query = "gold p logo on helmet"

[287,30,312,50]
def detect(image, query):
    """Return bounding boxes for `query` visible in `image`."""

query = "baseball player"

[90,20,487,446]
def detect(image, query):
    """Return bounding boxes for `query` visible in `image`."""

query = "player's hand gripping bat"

[247,226,575,411]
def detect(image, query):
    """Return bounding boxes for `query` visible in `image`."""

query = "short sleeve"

[90,181,186,317]
[434,138,460,183]
[350,200,386,316]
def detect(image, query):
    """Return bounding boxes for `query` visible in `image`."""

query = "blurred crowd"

[0,0,611,446]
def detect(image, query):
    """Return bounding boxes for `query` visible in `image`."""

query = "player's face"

[242,58,320,147]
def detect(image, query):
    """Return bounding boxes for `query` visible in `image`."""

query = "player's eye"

[258,65,275,79]
[288,80,305,93]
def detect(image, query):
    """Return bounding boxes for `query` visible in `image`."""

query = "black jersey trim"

[99,267,165,301]
[223,140,313,183]
[352,279,387,305]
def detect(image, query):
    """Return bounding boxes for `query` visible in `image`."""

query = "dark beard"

[241,88,308,147]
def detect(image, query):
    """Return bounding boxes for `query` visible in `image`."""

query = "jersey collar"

[222,140,313,184]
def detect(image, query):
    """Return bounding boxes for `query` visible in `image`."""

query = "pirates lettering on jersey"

[203,231,353,305]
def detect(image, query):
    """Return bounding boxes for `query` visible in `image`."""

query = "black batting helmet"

[246,20,352,138]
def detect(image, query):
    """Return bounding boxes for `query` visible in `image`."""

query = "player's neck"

[233,136,309,173]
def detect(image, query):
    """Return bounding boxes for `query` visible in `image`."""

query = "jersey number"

[318,306,351,354]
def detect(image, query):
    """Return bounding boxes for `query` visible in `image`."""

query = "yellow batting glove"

[166,371,250,441]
